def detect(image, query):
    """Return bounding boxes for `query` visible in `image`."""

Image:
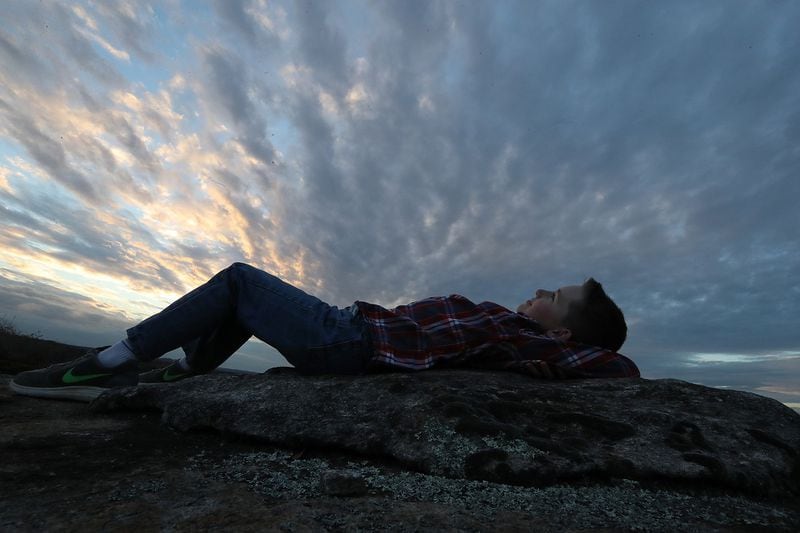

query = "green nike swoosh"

[62,367,112,384]
[163,367,187,382]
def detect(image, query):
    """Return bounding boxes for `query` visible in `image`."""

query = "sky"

[1,1,798,411]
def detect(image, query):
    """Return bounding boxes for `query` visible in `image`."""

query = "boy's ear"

[545,328,572,341]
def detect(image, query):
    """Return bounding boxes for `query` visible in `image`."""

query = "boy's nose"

[535,289,550,298]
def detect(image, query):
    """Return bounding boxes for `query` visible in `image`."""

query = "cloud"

[293,0,349,98]
[642,349,800,407]
[212,0,284,48]
[90,1,159,63]
[199,46,278,169]
[0,268,132,346]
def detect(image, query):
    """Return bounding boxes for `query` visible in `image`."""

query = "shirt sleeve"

[455,336,640,379]
[516,336,641,378]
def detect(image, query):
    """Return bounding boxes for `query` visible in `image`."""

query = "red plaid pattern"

[355,294,639,379]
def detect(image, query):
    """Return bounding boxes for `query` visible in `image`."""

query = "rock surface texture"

[2,365,800,531]
[93,369,800,498]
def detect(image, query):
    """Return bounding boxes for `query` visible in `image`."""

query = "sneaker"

[138,361,195,384]
[9,349,139,402]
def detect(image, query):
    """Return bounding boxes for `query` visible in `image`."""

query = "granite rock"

[93,369,800,498]
[3,358,800,531]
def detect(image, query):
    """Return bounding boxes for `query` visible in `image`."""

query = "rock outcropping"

[93,369,800,500]
[2,337,799,530]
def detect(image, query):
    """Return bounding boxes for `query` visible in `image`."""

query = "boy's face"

[516,284,585,330]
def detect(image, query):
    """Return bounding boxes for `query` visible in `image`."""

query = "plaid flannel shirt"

[354,294,639,379]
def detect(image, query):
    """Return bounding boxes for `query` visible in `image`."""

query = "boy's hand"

[519,360,566,379]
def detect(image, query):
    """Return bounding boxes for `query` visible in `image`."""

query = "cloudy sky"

[1,1,798,409]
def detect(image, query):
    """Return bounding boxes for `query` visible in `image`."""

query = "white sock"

[175,358,191,371]
[97,339,137,368]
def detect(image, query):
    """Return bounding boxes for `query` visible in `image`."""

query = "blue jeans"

[126,263,372,375]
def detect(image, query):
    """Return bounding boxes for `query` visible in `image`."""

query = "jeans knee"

[230,261,252,271]
[227,262,277,286]
[228,262,260,278]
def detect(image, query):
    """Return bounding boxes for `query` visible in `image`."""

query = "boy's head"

[516,278,627,351]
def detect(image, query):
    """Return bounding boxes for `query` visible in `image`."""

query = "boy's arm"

[509,359,570,379]
[455,337,640,379]
[520,337,641,378]
[453,341,571,379]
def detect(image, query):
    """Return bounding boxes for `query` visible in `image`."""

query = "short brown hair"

[562,278,627,351]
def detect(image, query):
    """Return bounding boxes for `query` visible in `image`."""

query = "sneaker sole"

[9,381,108,402]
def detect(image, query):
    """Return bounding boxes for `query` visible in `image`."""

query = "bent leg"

[181,316,251,373]
[126,262,370,374]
